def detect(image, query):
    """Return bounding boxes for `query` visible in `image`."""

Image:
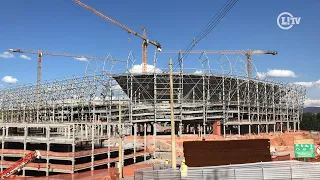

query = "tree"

[300,112,320,131]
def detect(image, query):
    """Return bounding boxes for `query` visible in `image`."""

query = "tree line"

[300,112,320,131]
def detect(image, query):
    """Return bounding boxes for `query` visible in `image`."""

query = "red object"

[0,151,40,179]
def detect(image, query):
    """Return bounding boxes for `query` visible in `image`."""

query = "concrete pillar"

[133,123,137,163]
[293,122,296,132]
[266,124,269,134]
[1,128,3,172]
[280,122,283,134]
[91,124,95,170]
[113,125,116,137]
[249,124,251,134]
[46,126,50,176]
[107,124,111,168]
[238,125,241,136]
[274,124,276,134]
[258,125,260,134]
[144,123,147,161]
[23,126,27,176]
[179,122,182,137]
[153,123,156,158]
[68,127,71,139]
[80,124,83,141]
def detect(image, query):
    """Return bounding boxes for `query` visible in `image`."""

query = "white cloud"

[293,79,320,88]
[2,76,18,84]
[294,82,314,87]
[74,57,88,62]
[129,64,162,74]
[256,69,296,78]
[304,98,320,107]
[20,54,31,60]
[0,52,15,59]
[256,72,266,79]
[193,70,204,74]
[266,69,296,78]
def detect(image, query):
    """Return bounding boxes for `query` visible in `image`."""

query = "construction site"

[0,0,314,179]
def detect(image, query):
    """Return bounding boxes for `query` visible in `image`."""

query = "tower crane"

[8,48,123,122]
[8,48,122,88]
[159,50,278,79]
[72,0,162,73]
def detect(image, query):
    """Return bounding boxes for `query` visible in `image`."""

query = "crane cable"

[171,0,239,69]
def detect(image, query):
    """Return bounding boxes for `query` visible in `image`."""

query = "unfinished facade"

[0,74,148,176]
[0,50,306,176]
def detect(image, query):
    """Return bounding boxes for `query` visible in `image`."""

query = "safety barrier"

[134,161,320,180]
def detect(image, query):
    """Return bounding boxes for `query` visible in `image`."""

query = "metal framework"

[0,50,305,136]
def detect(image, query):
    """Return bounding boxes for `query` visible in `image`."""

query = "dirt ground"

[14,131,320,179]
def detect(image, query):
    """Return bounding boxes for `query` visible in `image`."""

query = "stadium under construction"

[0,51,306,175]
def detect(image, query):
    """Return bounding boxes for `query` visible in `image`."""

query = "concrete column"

[202,75,206,138]
[179,122,182,137]
[249,124,251,134]
[153,122,156,158]
[223,125,226,138]
[5,126,8,137]
[68,126,71,139]
[258,125,260,134]
[91,124,95,170]
[23,126,27,176]
[238,125,241,136]
[133,123,137,163]
[293,122,296,132]
[80,124,83,141]
[1,128,4,172]
[266,124,269,134]
[113,125,116,137]
[280,122,283,133]
[107,124,111,168]
[46,126,50,176]
[144,123,147,161]
[71,107,74,122]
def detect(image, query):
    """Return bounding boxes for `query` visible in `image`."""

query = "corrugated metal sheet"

[135,161,320,180]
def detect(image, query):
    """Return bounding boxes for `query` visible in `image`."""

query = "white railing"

[134,161,320,180]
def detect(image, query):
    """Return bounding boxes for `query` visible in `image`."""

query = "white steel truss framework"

[0,51,306,136]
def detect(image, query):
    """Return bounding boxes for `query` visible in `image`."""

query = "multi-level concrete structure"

[0,50,306,176]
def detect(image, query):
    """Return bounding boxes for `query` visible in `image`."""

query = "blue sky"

[0,0,319,105]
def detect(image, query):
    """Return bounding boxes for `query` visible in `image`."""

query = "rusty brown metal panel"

[183,139,271,167]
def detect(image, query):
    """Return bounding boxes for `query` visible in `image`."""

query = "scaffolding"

[0,50,306,176]
[0,50,306,133]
